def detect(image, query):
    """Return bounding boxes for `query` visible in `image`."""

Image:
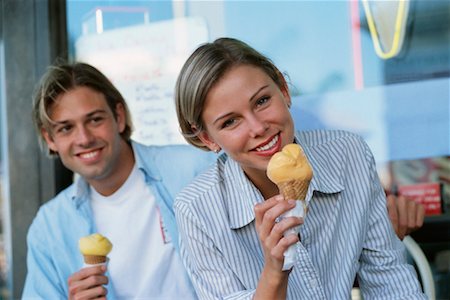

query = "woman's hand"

[253,195,303,299]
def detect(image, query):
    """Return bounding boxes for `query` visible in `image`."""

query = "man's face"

[42,86,127,185]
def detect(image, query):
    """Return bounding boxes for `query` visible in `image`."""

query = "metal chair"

[403,236,436,300]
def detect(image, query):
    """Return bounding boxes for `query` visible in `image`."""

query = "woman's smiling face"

[199,64,295,180]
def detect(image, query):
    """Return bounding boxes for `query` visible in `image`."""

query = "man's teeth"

[80,151,98,159]
[256,135,278,152]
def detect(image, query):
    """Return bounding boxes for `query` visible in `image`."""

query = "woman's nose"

[248,115,268,138]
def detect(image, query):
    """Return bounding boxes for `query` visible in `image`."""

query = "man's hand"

[68,265,108,300]
[387,194,425,240]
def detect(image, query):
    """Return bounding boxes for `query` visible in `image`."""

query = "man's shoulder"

[28,183,80,237]
[133,141,215,181]
[133,141,215,167]
[38,184,76,213]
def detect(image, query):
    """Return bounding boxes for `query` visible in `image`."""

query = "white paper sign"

[76,17,208,145]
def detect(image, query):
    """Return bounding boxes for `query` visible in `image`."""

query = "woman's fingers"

[255,198,296,240]
[264,216,303,254]
[255,197,304,270]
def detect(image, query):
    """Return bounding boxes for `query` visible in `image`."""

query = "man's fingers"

[68,265,106,284]
[407,199,418,228]
[396,195,408,239]
[72,284,107,300]
[406,202,425,235]
[416,203,425,228]
[388,194,426,239]
[68,266,108,300]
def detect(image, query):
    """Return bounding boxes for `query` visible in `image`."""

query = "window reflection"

[66,2,449,297]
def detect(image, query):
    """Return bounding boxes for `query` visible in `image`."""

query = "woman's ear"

[197,130,220,152]
[278,71,291,108]
[282,87,291,108]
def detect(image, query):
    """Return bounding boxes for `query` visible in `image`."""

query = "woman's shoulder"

[174,154,227,213]
[298,129,366,148]
[298,129,374,169]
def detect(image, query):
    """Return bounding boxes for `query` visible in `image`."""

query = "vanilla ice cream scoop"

[79,233,112,264]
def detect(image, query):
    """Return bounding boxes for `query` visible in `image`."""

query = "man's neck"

[89,140,135,196]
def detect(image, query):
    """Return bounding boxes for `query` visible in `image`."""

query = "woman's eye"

[256,96,270,107]
[222,118,236,129]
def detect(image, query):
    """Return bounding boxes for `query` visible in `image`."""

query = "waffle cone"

[277,179,310,200]
[83,255,107,264]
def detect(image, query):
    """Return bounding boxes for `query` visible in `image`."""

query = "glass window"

[66,1,449,298]
[0,29,9,299]
[67,0,449,163]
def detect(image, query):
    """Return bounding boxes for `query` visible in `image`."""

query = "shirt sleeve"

[357,145,427,300]
[175,202,255,300]
[22,218,66,300]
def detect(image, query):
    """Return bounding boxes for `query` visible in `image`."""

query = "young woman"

[174,38,425,299]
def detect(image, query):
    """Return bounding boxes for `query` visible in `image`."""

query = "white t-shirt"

[91,164,195,299]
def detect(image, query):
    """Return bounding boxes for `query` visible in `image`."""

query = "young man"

[23,63,214,299]
[23,62,423,299]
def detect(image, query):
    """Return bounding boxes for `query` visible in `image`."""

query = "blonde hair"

[175,37,288,151]
[33,62,133,156]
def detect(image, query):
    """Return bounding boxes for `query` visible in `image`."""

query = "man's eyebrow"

[86,109,107,117]
[49,109,108,128]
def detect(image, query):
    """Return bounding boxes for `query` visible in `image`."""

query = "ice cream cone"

[83,254,107,264]
[79,233,112,266]
[267,143,313,270]
[277,179,310,201]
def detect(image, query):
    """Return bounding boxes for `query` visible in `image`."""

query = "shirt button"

[310,279,318,288]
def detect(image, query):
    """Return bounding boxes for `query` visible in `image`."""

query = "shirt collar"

[295,133,345,198]
[71,140,158,208]
[222,155,264,229]
[131,140,161,181]
[225,132,345,230]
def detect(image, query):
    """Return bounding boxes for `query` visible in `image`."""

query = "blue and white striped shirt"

[175,130,426,300]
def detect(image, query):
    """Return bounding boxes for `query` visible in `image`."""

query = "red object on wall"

[398,182,442,216]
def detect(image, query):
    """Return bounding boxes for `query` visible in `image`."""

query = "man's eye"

[56,125,71,134]
[92,117,102,122]
[90,116,104,124]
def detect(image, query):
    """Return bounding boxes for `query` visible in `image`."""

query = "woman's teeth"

[256,135,278,152]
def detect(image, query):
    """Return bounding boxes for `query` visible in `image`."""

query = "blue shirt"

[22,141,215,299]
[174,130,426,300]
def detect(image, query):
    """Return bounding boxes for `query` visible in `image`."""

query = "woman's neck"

[243,167,279,200]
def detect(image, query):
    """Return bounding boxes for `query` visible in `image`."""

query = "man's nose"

[76,126,95,146]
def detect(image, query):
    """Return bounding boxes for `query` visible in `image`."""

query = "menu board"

[75,17,208,145]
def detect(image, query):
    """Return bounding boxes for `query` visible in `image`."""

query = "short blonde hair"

[175,37,288,151]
